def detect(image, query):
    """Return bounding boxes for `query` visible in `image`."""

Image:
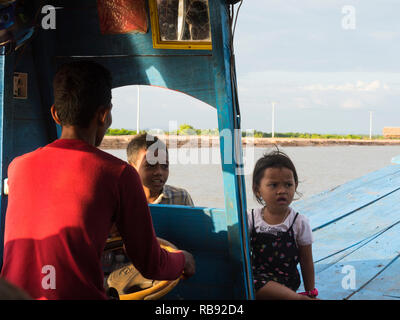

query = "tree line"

[106,124,385,139]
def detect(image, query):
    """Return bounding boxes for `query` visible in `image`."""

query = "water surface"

[105,146,400,209]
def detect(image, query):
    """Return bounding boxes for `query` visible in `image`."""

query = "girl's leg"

[256,281,312,300]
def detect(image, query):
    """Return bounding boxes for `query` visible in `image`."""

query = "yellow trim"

[119,277,181,300]
[149,0,212,50]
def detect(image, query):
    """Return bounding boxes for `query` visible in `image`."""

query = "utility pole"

[137,86,140,134]
[271,102,276,138]
[369,111,372,139]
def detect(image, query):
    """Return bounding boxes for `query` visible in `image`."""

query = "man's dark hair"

[252,149,299,205]
[53,61,112,128]
[127,133,167,165]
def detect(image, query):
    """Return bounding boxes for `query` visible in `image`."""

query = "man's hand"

[181,250,195,279]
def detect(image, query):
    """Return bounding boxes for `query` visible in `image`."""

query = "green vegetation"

[106,128,137,135]
[106,124,219,136]
[106,125,386,139]
[173,124,219,136]
[245,131,385,140]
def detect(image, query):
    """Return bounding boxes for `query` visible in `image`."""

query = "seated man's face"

[132,148,169,196]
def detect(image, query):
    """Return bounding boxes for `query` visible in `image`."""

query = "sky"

[111,0,400,135]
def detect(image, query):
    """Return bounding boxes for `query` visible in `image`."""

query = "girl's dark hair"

[252,149,299,205]
[53,61,112,128]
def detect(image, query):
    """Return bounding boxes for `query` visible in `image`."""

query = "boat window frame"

[149,0,213,50]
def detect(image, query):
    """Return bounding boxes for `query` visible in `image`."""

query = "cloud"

[292,97,310,109]
[369,31,400,41]
[302,80,384,92]
[341,98,363,109]
[237,70,400,116]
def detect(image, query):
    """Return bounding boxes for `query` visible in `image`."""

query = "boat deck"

[292,163,400,300]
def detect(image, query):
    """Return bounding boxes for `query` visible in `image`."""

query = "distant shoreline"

[99,135,400,149]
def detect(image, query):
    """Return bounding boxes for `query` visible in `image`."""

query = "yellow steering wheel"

[103,237,181,300]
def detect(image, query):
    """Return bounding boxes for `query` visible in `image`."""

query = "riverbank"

[100,135,400,149]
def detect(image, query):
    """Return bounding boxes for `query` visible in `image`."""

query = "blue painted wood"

[30,24,58,143]
[309,189,400,263]
[293,164,400,300]
[0,48,14,268]
[292,164,400,231]
[13,47,54,156]
[312,221,400,300]
[53,0,217,108]
[208,0,253,299]
[0,50,6,268]
[349,254,400,300]
[149,204,236,299]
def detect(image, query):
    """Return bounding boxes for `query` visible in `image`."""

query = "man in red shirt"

[0,61,195,299]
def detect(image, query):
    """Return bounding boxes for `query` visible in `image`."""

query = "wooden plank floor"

[292,164,400,300]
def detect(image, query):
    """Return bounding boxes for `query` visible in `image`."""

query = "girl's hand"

[299,288,319,298]
[298,244,316,294]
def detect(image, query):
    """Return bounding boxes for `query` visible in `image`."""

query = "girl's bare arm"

[298,244,315,292]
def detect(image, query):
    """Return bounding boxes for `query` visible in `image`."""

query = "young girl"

[249,150,317,300]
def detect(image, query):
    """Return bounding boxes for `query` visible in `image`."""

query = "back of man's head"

[53,61,112,128]
[127,133,167,165]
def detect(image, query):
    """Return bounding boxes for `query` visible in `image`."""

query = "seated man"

[105,134,194,293]
[1,61,195,300]
[126,133,194,206]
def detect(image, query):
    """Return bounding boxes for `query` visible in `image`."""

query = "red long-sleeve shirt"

[1,139,184,300]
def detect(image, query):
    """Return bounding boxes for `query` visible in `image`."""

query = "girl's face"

[256,167,296,211]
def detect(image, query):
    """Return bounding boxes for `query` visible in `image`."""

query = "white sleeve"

[295,214,313,246]
[246,209,254,231]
